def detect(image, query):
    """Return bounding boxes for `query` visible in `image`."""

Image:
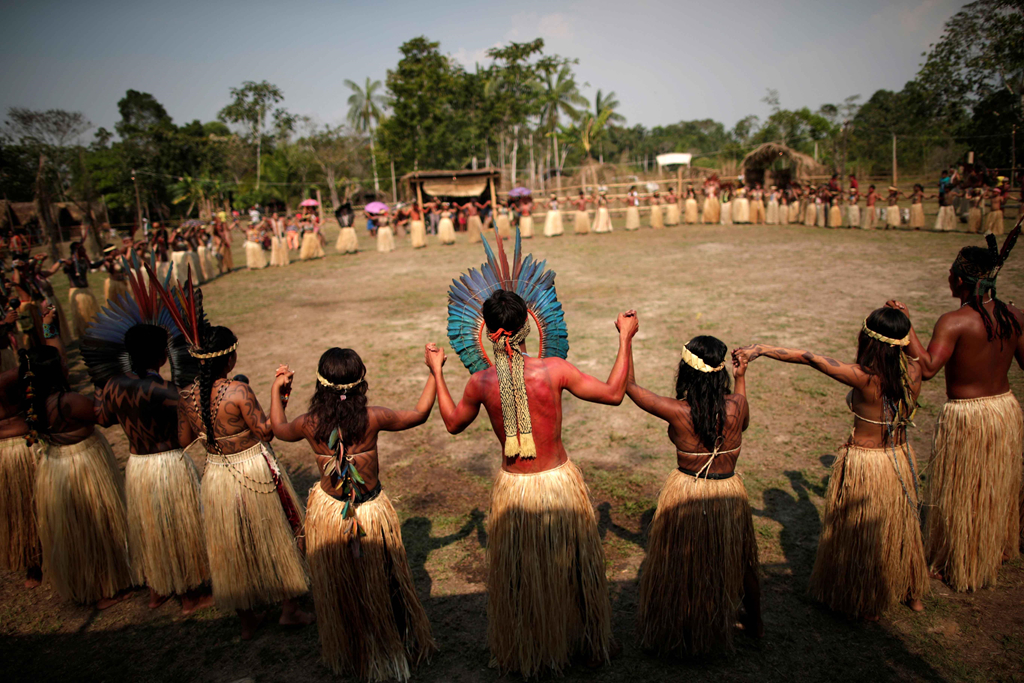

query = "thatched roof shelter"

[401,167,501,202]
[741,142,827,187]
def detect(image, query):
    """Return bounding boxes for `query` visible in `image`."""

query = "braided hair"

[675,336,731,451]
[307,348,368,450]
[195,325,237,452]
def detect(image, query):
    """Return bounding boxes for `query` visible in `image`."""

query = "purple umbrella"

[508,187,531,198]
[365,201,389,214]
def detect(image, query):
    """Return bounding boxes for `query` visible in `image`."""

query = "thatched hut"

[741,143,827,188]
[401,167,502,205]
[0,200,108,242]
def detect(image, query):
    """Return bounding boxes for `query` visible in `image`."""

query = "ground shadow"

[403,509,486,597]
[596,501,655,549]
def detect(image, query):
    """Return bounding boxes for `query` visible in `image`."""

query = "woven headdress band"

[862,320,909,347]
[317,371,364,391]
[189,342,238,359]
[488,320,536,459]
[681,345,725,373]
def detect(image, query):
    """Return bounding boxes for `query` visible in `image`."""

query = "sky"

[0,0,964,141]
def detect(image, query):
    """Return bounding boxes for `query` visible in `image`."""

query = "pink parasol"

[365,201,389,214]
[300,198,319,207]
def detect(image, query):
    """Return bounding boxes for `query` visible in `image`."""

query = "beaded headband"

[862,320,909,347]
[188,342,238,359]
[681,345,725,373]
[317,371,364,391]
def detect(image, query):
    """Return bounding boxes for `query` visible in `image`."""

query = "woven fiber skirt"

[68,287,101,340]
[487,460,611,677]
[809,443,927,617]
[638,469,759,657]
[543,211,563,237]
[625,206,640,230]
[573,210,590,234]
[519,215,534,238]
[468,215,484,243]
[306,485,435,681]
[592,208,613,233]
[201,442,308,611]
[926,392,1023,591]
[35,433,132,603]
[270,236,291,265]
[702,197,720,224]
[126,449,209,595]
[300,233,325,260]
[336,227,359,254]
[0,436,40,571]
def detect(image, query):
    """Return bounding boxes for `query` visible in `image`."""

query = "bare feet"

[149,588,170,610]
[928,568,944,581]
[907,599,925,612]
[96,591,130,610]
[239,610,267,641]
[181,592,215,616]
[24,567,42,589]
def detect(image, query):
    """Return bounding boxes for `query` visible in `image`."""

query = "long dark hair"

[195,325,237,451]
[857,308,915,438]
[675,336,731,451]
[307,348,368,451]
[18,347,70,442]
[954,246,1021,342]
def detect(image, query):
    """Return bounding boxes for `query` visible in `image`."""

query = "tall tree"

[218,80,286,192]
[302,122,365,209]
[590,90,625,162]
[486,39,548,184]
[537,63,586,188]
[345,77,387,193]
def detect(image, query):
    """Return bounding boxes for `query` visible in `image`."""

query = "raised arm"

[227,382,274,442]
[561,310,638,405]
[269,365,306,442]
[374,369,437,432]
[887,301,955,380]
[732,342,871,389]
[625,348,680,421]
[428,343,482,434]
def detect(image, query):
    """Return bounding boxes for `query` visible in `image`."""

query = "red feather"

[493,227,512,288]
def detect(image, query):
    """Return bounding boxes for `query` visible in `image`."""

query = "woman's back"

[180,379,261,454]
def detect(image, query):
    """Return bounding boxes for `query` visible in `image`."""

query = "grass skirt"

[437,218,456,244]
[495,214,512,239]
[126,450,209,595]
[68,287,101,340]
[685,198,699,223]
[306,485,435,681]
[468,215,483,244]
[300,232,325,260]
[862,206,876,229]
[543,211,563,237]
[336,227,359,253]
[968,207,983,233]
[925,392,1023,591]
[519,215,534,238]
[409,219,427,248]
[702,196,720,224]
[720,201,732,225]
[103,278,128,306]
[218,242,234,273]
[803,203,816,226]
[573,210,590,234]
[487,461,611,677]
[201,443,308,611]
[809,443,928,617]
[625,206,640,230]
[270,236,291,265]
[650,205,664,229]
[909,203,925,229]
[829,205,843,227]
[935,205,957,232]
[751,199,765,223]
[592,207,613,233]
[666,203,680,225]
[376,227,395,253]
[787,201,800,224]
[884,205,901,228]
[732,197,750,223]
[197,244,219,279]
[244,240,268,269]
[637,470,759,657]
[0,436,40,571]
[847,205,861,228]
[766,200,779,224]
[984,210,1004,236]
[36,433,132,603]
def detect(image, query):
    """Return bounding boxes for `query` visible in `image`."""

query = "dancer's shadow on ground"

[754,468,828,576]
[403,509,486,597]
[596,502,655,550]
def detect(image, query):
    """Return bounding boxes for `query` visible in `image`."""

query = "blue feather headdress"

[447,226,569,373]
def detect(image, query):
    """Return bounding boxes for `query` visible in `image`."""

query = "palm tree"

[592,90,625,162]
[560,108,612,190]
[345,77,387,193]
[537,65,587,191]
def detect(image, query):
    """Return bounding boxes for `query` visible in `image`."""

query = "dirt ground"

[2,215,1023,683]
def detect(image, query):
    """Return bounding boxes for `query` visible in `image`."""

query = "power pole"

[892,134,898,187]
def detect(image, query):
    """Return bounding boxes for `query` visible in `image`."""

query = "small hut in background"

[402,168,502,206]
[741,143,827,188]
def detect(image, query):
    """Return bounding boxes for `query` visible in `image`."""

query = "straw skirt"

[409,219,427,249]
[35,433,132,603]
[766,200,779,225]
[666,203,680,226]
[732,197,750,224]
[543,211,563,237]
[638,470,759,657]
[0,436,40,572]
[968,207,983,234]
[270,236,291,265]
[935,205,957,232]
[809,443,928,617]
[909,204,925,229]
[487,461,611,677]
[751,199,765,224]
[126,450,209,596]
[702,196,720,224]
[468,215,484,244]
[171,251,190,283]
[650,205,664,229]
[862,206,876,230]
[336,227,359,254]
[685,198,699,224]
[301,233,325,260]
[573,210,590,234]
[984,210,1004,236]
[803,203,816,226]
[625,206,641,230]
[244,241,267,269]
[848,205,861,228]
[720,201,733,225]
[925,392,1023,591]
[306,485,435,681]
[885,205,901,228]
[829,204,843,227]
[519,215,534,238]
[68,287,101,340]
[787,201,801,224]
[376,227,395,253]
[592,207,613,233]
[437,218,456,245]
[201,443,308,611]
[103,278,129,306]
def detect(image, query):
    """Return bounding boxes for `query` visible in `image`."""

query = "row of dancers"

[1,222,1020,680]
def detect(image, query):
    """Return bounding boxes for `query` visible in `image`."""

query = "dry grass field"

[2,215,1022,683]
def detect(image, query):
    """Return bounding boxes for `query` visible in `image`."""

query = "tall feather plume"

[997,216,1023,267]
[143,262,200,348]
[490,225,512,288]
